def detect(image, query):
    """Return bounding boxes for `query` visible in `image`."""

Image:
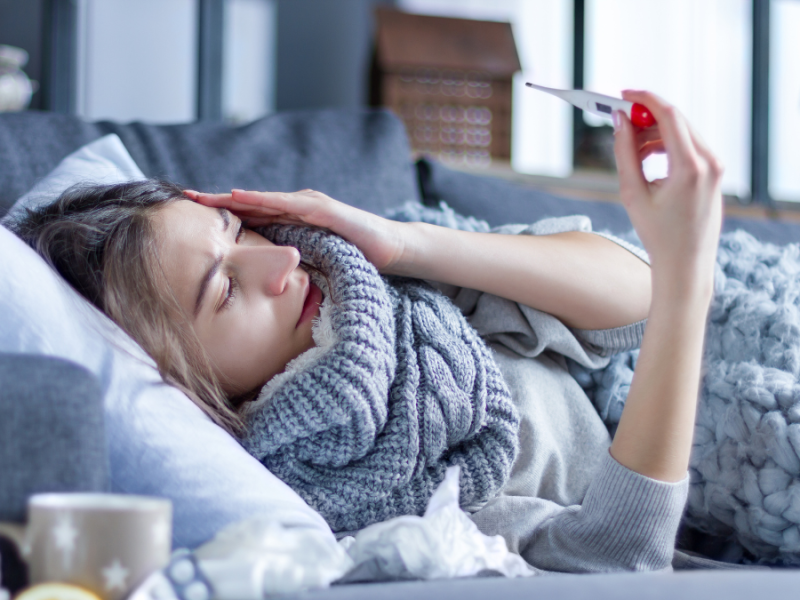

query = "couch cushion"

[416,158,800,245]
[278,569,800,600]
[416,158,634,233]
[0,353,107,523]
[0,108,419,217]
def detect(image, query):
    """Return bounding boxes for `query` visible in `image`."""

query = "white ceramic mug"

[0,494,172,600]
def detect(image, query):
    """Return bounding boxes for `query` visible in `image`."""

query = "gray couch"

[2,108,800,598]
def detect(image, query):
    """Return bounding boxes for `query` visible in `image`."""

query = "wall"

[275,0,395,111]
[223,0,277,122]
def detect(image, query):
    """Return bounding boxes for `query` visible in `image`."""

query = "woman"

[13,91,724,571]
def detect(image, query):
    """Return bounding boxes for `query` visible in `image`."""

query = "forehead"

[154,199,223,233]
[151,200,226,312]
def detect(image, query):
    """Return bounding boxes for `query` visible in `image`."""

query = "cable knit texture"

[240,225,520,532]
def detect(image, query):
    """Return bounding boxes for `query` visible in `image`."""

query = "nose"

[234,243,301,296]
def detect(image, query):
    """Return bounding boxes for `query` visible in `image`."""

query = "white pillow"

[0,136,332,548]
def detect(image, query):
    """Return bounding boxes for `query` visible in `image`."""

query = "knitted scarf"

[239,225,519,532]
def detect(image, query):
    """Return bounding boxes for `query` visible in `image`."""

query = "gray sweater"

[431,216,688,573]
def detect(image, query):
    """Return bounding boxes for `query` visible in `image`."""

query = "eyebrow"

[193,208,231,317]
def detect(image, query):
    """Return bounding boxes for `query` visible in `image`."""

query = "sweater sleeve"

[470,451,688,573]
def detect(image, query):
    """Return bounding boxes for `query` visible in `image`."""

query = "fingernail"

[232,188,245,193]
[183,189,198,195]
[612,110,623,132]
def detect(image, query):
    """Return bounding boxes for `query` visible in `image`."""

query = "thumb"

[613,110,648,206]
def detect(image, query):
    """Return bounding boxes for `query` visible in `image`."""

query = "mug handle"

[0,522,26,555]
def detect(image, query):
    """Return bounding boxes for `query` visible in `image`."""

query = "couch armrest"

[0,353,108,522]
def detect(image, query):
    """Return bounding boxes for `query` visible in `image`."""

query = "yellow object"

[14,583,102,600]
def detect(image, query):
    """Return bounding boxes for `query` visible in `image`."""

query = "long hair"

[11,180,244,435]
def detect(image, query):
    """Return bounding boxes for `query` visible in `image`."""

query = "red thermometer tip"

[631,103,656,128]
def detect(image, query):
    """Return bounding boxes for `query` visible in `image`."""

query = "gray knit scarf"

[239,225,519,532]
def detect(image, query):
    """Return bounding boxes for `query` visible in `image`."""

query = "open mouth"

[297,281,323,327]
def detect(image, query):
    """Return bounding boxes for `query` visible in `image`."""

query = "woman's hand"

[609,92,724,482]
[613,90,724,295]
[183,188,409,271]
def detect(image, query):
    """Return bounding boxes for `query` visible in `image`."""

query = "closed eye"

[220,221,246,311]
[220,276,239,310]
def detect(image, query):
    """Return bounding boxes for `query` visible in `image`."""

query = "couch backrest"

[0,108,420,217]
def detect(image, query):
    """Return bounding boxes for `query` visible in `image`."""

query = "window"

[585,0,751,196]
[400,0,798,203]
[75,0,198,123]
[770,0,800,202]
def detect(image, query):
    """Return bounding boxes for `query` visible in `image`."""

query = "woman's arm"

[607,91,723,482]
[184,191,651,331]
[384,226,650,330]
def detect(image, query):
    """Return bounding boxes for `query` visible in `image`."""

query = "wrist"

[379,221,427,277]
[650,258,714,305]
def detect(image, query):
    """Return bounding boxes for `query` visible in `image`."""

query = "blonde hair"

[12,180,245,435]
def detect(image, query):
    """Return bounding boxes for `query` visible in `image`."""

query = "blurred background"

[0,0,797,206]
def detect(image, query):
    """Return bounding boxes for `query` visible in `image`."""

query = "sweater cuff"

[574,451,689,570]
[572,319,646,356]
[592,231,650,265]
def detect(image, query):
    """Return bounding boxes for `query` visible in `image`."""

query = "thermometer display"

[525,82,656,128]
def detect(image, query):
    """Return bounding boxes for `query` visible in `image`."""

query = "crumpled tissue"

[131,467,534,600]
[338,466,535,582]
[193,519,351,599]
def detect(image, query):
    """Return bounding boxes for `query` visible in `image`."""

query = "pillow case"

[0,136,333,548]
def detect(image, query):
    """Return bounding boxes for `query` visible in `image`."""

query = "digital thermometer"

[525,82,656,128]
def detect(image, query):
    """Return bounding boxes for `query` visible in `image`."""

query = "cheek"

[200,305,283,389]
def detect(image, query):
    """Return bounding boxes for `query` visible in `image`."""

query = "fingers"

[635,126,662,147]
[183,190,235,207]
[621,90,699,173]
[628,91,725,183]
[633,126,665,162]
[682,120,725,180]
[184,189,304,215]
[185,188,350,234]
[638,140,666,162]
[613,110,649,204]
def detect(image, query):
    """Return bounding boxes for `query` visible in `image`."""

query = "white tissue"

[339,466,535,582]
[164,467,533,600]
[194,520,352,599]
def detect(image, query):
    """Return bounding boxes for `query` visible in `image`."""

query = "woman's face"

[151,200,321,395]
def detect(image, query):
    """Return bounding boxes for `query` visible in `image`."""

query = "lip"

[297,281,322,327]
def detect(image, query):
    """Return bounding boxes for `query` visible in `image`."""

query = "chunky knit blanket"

[240,224,519,532]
